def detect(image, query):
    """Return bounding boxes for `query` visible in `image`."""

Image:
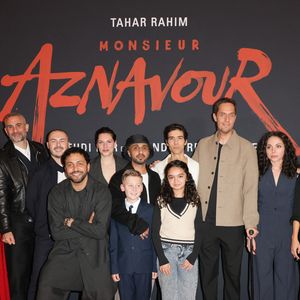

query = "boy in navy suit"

[110,169,157,300]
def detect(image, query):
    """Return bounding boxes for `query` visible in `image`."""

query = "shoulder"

[29,140,46,151]
[187,156,199,167]
[115,155,128,170]
[198,134,215,146]
[148,167,161,181]
[234,134,256,154]
[111,163,131,182]
[88,176,111,198]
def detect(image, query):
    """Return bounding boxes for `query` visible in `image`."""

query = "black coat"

[26,157,63,237]
[109,163,161,235]
[39,176,115,298]
[0,140,48,233]
[291,175,300,222]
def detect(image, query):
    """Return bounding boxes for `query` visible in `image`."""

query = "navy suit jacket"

[109,200,157,275]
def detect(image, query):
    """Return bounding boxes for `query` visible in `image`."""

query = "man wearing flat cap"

[109,134,161,237]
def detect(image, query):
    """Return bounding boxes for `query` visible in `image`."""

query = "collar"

[125,197,141,213]
[213,129,238,150]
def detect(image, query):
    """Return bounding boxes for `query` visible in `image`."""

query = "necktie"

[129,205,133,213]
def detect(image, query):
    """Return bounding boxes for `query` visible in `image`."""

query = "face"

[166,129,187,155]
[266,136,285,165]
[64,153,90,184]
[47,131,69,159]
[4,115,29,144]
[213,103,236,135]
[96,133,116,157]
[121,175,143,202]
[127,143,150,165]
[167,166,187,195]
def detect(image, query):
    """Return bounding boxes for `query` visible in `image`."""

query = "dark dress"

[253,168,298,299]
[89,154,127,186]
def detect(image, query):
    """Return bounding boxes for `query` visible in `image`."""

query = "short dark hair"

[61,147,90,167]
[121,169,142,183]
[3,112,27,126]
[46,129,69,142]
[94,127,117,146]
[163,123,188,142]
[212,97,237,114]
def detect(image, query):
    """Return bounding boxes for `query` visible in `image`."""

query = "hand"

[88,212,95,224]
[246,227,259,239]
[111,274,120,282]
[159,263,171,276]
[140,228,149,240]
[1,232,15,245]
[149,160,160,169]
[180,259,193,271]
[291,237,300,260]
[64,218,74,227]
[152,272,158,279]
[246,237,256,255]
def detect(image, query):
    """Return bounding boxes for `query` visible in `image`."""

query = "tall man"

[37,147,115,299]
[26,129,69,300]
[0,112,48,300]
[109,134,161,236]
[192,98,259,300]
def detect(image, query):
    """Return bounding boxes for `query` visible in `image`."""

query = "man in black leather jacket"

[0,112,48,300]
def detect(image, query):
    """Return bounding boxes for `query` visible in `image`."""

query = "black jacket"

[89,154,127,186]
[0,140,48,233]
[26,158,63,237]
[109,162,161,235]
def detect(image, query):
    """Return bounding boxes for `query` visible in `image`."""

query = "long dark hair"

[158,160,200,208]
[257,131,297,178]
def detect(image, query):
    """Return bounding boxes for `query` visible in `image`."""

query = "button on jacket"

[192,130,259,228]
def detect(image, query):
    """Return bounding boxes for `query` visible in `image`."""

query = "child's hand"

[111,274,120,282]
[140,228,149,240]
[180,259,193,271]
[160,263,171,276]
[152,272,158,279]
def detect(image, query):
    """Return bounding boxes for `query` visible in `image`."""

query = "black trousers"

[4,215,34,300]
[199,223,244,300]
[27,236,54,300]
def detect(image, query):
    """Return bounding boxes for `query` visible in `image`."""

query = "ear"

[120,184,125,192]
[46,142,49,150]
[25,123,29,132]
[127,150,131,158]
[212,113,217,122]
[87,163,91,172]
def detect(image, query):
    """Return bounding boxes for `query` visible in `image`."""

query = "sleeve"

[151,204,169,266]
[291,176,300,222]
[70,187,112,240]
[0,164,11,234]
[109,219,119,274]
[109,173,148,235]
[186,207,202,265]
[192,142,200,163]
[48,188,82,240]
[242,145,259,229]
